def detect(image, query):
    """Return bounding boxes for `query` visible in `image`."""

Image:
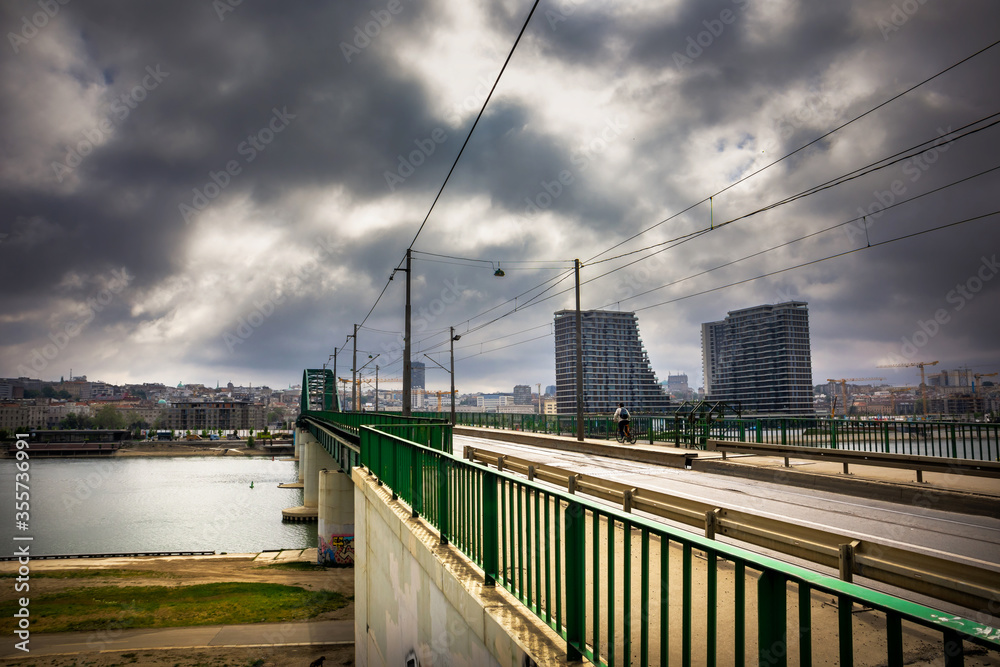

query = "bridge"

[291,369,1000,666]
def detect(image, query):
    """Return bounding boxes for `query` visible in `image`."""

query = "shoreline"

[3,441,295,458]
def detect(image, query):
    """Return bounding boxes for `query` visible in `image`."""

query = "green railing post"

[482,471,498,586]
[781,418,787,446]
[438,456,450,545]
[950,423,958,459]
[758,571,788,667]
[565,500,585,662]
[410,447,423,518]
[830,421,838,449]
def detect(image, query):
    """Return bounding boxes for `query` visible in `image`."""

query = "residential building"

[411,362,426,390]
[165,401,266,432]
[553,309,670,415]
[476,395,511,410]
[512,385,532,405]
[702,301,813,414]
[542,398,558,415]
[701,321,725,398]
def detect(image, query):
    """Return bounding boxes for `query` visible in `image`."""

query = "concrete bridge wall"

[352,468,569,667]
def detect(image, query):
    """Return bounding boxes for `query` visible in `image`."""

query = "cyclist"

[613,402,632,442]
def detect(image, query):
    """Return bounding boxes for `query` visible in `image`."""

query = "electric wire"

[406,0,542,251]
[584,37,1000,264]
[345,36,1000,365]
[455,331,554,362]
[631,210,1000,313]
[596,163,1000,310]
[352,0,541,332]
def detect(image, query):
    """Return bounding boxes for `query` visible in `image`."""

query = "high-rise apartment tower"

[554,310,670,414]
[702,301,813,414]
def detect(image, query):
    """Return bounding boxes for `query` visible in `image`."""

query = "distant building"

[166,401,265,432]
[411,362,426,390]
[476,395,510,410]
[553,309,670,415]
[702,301,813,414]
[927,369,975,392]
[701,321,725,399]
[512,385,532,405]
[545,385,557,397]
[542,398,558,415]
[666,373,689,397]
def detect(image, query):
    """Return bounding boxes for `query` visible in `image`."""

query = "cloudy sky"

[1,0,998,395]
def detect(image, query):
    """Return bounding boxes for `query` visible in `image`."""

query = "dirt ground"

[2,645,355,667]
[0,553,355,667]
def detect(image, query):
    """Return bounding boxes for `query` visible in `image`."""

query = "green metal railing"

[432,411,1000,461]
[358,420,1000,666]
[307,410,450,449]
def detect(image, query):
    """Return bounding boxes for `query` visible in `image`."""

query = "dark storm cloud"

[1,0,998,388]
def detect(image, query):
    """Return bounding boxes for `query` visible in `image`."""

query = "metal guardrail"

[706,439,1000,481]
[300,416,362,474]
[434,411,1000,462]
[464,445,1000,613]
[358,419,1000,665]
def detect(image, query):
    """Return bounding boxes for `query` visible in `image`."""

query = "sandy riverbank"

[115,441,272,457]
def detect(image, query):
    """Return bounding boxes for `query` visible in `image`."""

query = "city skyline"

[2,2,999,394]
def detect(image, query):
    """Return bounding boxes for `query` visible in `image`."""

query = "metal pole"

[375,364,379,412]
[450,326,456,426]
[352,324,358,412]
[575,259,584,442]
[332,347,338,411]
[403,249,412,416]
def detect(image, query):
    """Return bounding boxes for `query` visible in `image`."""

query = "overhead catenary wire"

[425,207,999,366]
[595,163,1000,310]
[417,114,1000,341]
[630,210,1000,313]
[351,0,541,332]
[424,161,1000,361]
[584,37,1000,265]
[405,0,542,251]
[349,36,1000,361]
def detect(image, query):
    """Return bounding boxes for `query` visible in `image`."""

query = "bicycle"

[616,421,636,444]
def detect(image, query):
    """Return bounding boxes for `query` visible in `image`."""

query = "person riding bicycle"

[613,402,631,440]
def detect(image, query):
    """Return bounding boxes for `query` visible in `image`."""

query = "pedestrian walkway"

[0,620,353,659]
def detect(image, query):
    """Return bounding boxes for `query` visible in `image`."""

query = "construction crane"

[973,372,998,396]
[876,361,938,416]
[826,378,885,417]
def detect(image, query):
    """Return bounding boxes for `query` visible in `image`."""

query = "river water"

[0,456,315,556]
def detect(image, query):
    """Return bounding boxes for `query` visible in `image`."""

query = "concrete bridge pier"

[318,469,355,566]
[295,429,304,482]
[282,428,335,522]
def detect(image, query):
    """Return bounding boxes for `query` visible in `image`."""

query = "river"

[0,456,315,556]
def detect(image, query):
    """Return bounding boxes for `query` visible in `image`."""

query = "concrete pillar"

[303,437,337,508]
[282,429,335,522]
[318,468,355,566]
[296,428,304,483]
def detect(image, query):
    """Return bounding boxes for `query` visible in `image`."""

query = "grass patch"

[0,568,176,580]
[1,582,346,634]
